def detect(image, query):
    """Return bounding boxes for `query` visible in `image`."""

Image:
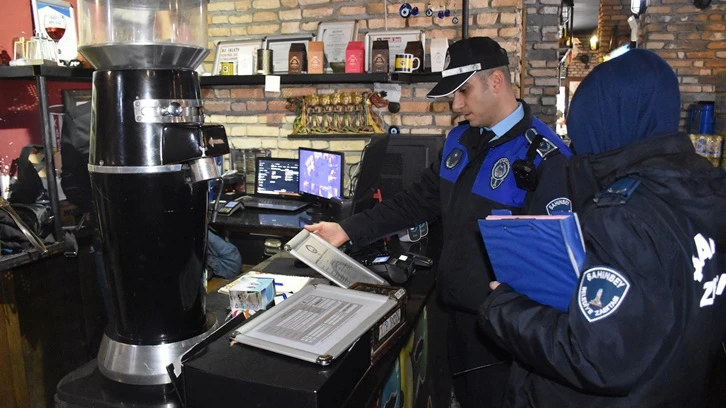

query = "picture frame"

[316,21,359,72]
[32,0,78,64]
[364,29,425,73]
[264,33,315,74]
[212,39,264,76]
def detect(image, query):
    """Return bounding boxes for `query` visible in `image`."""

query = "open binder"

[478,211,586,311]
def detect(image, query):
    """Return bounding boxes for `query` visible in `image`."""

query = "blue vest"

[439,120,570,208]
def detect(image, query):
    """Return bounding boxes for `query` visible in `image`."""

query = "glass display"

[77,0,208,69]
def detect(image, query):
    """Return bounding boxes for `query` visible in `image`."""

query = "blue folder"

[478,211,586,311]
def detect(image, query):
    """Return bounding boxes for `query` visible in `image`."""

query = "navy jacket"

[479,49,726,407]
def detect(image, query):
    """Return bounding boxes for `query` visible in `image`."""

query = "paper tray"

[284,229,387,288]
[231,284,396,365]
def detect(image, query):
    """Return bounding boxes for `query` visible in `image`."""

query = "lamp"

[631,0,648,15]
[589,34,599,51]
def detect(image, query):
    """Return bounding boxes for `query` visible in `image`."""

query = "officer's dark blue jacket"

[479,49,726,407]
[341,101,573,373]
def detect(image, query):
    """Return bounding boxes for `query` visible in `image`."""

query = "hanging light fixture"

[631,0,648,16]
[589,34,599,51]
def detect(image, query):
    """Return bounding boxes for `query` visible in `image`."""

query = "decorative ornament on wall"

[692,0,712,9]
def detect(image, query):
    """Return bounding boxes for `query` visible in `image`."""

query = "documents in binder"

[478,211,586,311]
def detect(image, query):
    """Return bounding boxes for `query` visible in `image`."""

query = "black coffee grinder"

[77,0,227,386]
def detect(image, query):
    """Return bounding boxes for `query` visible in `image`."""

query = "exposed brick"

[247,24,281,35]
[231,88,265,99]
[432,102,451,112]
[400,101,431,113]
[302,7,333,18]
[253,11,277,21]
[229,137,263,149]
[329,140,367,151]
[253,0,280,9]
[235,0,252,10]
[340,6,366,15]
[209,27,231,37]
[229,15,253,24]
[402,115,433,126]
[279,9,301,20]
[209,1,235,11]
[230,27,249,36]
[231,102,248,111]
[281,22,301,33]
[280,0,297,6]
[247,101,268,111]
[477,13,498,25]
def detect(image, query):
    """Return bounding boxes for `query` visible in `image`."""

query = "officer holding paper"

[306,37,573,407]
[478,49,726,406]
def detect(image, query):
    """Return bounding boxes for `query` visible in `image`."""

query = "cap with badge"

[426,37,510,98]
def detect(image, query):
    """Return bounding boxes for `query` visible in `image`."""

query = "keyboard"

[239,196,309,212]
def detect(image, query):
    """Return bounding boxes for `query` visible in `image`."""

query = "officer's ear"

[486,69,506,94]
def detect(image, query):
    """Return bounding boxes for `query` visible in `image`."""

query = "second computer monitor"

[298,147,344,200]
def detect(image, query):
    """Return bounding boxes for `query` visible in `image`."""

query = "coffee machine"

[77,0,227,385]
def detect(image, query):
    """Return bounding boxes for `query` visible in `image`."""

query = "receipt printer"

[366,253,415,284]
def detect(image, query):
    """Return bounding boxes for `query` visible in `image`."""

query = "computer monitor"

[255,157,300,196]
[351,135,390,214]
[298,147,345,200]
[378,134,444,199]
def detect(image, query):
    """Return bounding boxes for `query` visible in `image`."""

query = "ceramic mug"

[394,53,421,73]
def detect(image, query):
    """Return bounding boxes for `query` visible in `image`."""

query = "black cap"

[427,37,510,98]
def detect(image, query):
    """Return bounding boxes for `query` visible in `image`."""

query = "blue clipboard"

[479,211,586,311]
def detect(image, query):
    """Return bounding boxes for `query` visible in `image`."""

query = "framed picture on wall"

[364,29,425,73]
[264,33,315,74]
[316,21,359,72]
[213,39,264,76]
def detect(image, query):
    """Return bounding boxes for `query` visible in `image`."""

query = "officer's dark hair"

[476,66,512,90]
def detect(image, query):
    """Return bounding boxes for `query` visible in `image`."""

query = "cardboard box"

[346,41,365,73]
[308,41,324,74]
[228,277,275,313]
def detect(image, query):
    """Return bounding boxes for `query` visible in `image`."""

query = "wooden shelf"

[0,242,66,272]
[0,65,93,81]
[200,72,441,87]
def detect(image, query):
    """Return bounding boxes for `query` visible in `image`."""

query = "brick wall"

[642,0,726,128]
[565,33,600,78]
[203,0,559,170]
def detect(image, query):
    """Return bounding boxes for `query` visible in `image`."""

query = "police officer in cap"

[478,49,726,407]
[306,37,573,407]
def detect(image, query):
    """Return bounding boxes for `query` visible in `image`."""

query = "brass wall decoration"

[287,91,388,135]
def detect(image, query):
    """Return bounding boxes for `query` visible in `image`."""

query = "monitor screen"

[255,158,300,196]
[298,148,344,199]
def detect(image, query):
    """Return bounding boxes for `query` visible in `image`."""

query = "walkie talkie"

[513,128,544,192]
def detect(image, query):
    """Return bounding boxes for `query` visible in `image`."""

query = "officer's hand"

[490,281,501,291]
[304,222,350,247]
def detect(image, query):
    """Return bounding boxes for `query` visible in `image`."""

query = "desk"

[56,230,450,408]
[210,206,335,265]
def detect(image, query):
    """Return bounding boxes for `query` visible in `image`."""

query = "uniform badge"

[490,158,510,189]
[445,148,464,169]
[546,197,572,214]
[578,266,630,322]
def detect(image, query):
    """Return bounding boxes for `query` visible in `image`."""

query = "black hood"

[566,49,726,244]
[567,49,680,155]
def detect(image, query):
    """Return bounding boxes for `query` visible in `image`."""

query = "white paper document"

[231,285,396,364]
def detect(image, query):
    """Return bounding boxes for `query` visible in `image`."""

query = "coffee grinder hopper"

[77,0,209,69]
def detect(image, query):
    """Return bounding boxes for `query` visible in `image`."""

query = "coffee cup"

[394,53,420,73]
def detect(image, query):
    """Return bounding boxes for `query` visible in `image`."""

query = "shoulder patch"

[525,129,558,159]
[578,266,630,322]
[546,197,572,215]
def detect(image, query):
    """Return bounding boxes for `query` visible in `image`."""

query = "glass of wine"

[43,14,66,64]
